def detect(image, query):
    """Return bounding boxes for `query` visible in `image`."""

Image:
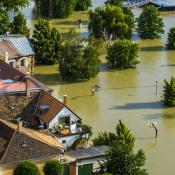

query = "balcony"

[49,121,88,138]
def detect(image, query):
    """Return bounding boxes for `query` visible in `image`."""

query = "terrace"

[49,117,87,138]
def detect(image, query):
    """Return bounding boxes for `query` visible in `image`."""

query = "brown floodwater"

[23,1,175,174]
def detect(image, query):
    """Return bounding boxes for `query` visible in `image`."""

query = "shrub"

[167,27,175,49]
[163,77,175,107]
[44,160,63,175]
[106,39,140,69]
[14,161,40,175]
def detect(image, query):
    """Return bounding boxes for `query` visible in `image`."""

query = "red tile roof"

[39,91,65,124]
[0,40,21,59]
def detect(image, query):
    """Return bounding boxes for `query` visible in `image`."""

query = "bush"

[14,161,40,175]
[163,77,175,107]
[106,39,140,69]
[137,5,164,39]
[58,40,100,81]
[167,27,175,49]
[44,160,63,175]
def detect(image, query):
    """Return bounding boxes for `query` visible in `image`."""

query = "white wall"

[55,134,80,148]
[49,107,80,129]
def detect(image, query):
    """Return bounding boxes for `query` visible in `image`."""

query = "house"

[0,119,64,175]
[0,35,35,74]
[35,91,88,148]
[0,61,89,149]
[64,146,108,175]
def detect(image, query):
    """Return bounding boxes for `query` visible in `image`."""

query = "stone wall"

[0,92,40,124]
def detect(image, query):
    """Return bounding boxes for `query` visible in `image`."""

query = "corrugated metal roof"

[0,40,21,59]
[9,37,35,56]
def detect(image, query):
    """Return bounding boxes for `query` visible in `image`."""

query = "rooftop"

[0,119,64,165]
[66,146,107,160]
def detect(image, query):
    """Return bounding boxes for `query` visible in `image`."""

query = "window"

[8,60,16,67]
[62,140,66,144]
[20,57,27,68]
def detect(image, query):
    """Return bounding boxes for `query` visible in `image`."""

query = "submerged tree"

[32,19,61,64]
[137,5,164,39]
[93,120,149,175]
[163,77,175,107]
[106,39,140,69]
[0,12,11,35]
[167,27,175,49]
[36,0,77,18]
[58,40,100,81]
[11,13,30,36]
[89,4,129,40]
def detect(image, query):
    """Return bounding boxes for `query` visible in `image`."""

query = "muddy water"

[23,0,175,174]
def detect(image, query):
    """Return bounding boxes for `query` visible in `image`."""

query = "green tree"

[167,27,175,49]
[75,0,92,11]
[14,161,40,175]
[105,0,124,7]
[89,4,129,40]
[44,160,63,175]
[36,0,77,18]
[11,13,30,36]
[106,39,140,69]
[163,77,175,107]
[137,5,164,39]
[93,132,117,146]
[93,120,148,175]
[0,0,29,12]
[32,19,61,65]
[0,11,11,35]
[58,40,100,81]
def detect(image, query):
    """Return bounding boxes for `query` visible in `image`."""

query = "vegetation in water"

[58,39,101,81]
[137,5,164,39]
[32,19,61,65]
[167,27,175,49]
[88,4,131,40]
[163,77,175,107]
[106,39,140,69]
[93,120,149,175]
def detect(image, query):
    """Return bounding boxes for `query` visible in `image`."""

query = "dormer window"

[21,141,27,147]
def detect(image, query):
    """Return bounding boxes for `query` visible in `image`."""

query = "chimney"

[17,121,23,130]
[25,75,31,97]
[63,95,68,106]
[4,51,9,63]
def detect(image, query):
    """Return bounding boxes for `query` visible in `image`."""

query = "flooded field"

[22,0,175,174]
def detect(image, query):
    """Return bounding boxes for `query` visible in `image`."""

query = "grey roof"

[66,146,108,160]
[9,37,35,56]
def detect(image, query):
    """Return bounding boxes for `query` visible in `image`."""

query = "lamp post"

[148,121,158,138]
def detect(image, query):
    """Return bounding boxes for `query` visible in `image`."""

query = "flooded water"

[22,1,175,175]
